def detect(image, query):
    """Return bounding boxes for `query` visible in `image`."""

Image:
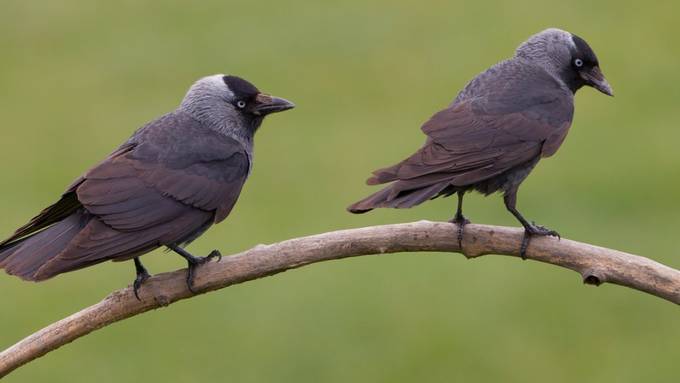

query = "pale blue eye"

[574,58,583,67]
[236,100,247,108]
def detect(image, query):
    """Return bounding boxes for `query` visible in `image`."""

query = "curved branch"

[1,221,679,377]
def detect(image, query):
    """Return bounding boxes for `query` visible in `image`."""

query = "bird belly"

[472,156,540,196]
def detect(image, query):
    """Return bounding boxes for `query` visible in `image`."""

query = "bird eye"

[574,58,584,68]
[236,100,247,109]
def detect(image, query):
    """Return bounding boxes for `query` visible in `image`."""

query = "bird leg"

[132,257,151,301]
[448,191,470,249]
[167,244,222,293]
[503,191,559,259]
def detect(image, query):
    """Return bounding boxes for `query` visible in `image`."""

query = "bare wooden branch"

[1,220,679,377]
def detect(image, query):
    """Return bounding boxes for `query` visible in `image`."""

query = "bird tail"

[0,210,91,281]
[347,182,450,214]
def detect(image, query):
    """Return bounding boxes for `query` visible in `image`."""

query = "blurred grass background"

[1,0,679,381]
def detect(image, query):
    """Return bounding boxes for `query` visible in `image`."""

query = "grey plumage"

[348,28,613,256]
[0,74,294,293]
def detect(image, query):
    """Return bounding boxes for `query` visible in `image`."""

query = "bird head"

[515,28,613,96]
[220,75,296,116]
[180,74,295,135]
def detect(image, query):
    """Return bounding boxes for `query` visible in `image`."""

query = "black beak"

[580,66,614,96]
[252,94,295,115]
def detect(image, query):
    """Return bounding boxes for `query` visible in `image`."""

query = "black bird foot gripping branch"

[1,220,680,377]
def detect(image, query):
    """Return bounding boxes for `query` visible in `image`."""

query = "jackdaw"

[0,74,294,297]
[348,28,613,257]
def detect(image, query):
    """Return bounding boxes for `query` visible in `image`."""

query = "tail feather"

[0,210,90,281]
[0,191,82,248]
[347,181,450,214]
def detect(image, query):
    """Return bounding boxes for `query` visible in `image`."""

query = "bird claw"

[185,250,222,294]
[449,215,471,249]
[520,223,560,259]
[207,249,222,262]
[133,270,150,301]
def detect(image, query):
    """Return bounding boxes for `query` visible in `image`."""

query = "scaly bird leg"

[448,190,471,249]
[503,190,559,259]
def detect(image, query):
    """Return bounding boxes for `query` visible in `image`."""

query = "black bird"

[0,74,294,298]
[348,28,613,257]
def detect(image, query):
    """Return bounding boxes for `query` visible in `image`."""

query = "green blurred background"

[1,0,679,381]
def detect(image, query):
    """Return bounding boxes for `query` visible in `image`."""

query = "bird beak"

[580,66,614,96]
[252,93,295,115]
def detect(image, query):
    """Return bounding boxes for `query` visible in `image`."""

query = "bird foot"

[185,250,222,294]
[133,269,151,301]
[449,214,471,249]
[520,223,560,260]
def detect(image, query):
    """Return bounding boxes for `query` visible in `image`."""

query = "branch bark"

[1,220,679,377]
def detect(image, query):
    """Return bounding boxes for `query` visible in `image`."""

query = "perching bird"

[348,28,613,257]
[0,74,294,298]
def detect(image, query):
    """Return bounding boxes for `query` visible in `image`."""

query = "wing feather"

[76,112,250,232]
[368,69,574,192]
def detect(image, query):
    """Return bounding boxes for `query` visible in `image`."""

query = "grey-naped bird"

[0,74,294,297]
[348,28,613,256]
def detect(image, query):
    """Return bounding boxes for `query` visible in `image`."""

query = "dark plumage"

[348,28,613,256]
[0,74,294,297]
